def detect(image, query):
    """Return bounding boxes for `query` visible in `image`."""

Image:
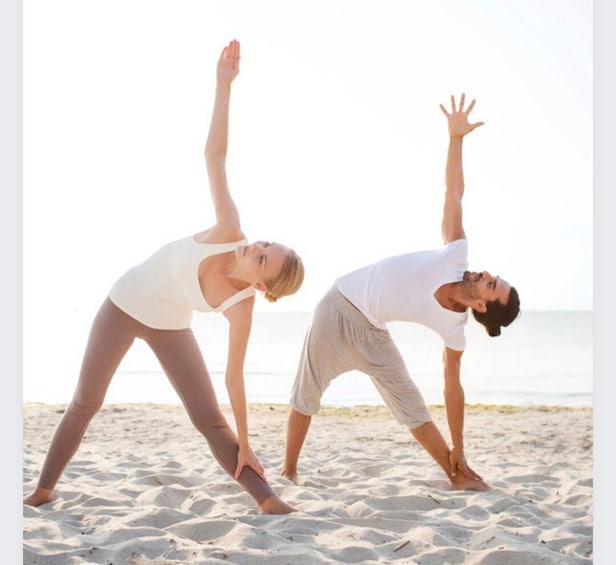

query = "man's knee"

[289,397,320,418]
[409,419,433,432]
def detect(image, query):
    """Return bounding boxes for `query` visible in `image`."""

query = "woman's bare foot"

[449,475,490,492]
[23,486,53,507]
[258,494,296,514]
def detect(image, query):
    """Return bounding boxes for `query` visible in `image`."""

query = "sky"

[20,0,594,407]
[22,0,592,321]
[20,0,593,394]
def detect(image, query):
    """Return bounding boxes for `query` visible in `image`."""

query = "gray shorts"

[290,286,432,428]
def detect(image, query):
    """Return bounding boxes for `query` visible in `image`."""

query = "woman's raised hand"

[217,39,241,85]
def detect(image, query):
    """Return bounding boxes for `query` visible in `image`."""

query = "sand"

[23,402,592,564]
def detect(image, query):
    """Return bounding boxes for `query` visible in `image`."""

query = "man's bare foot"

[23,486,53,507]
[258,494,296,514]
[449,475,490,492]
[280,469,299,485]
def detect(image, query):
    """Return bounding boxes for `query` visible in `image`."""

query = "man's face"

[463,271,512,305]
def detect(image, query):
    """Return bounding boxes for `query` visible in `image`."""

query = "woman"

[24,40,303,514]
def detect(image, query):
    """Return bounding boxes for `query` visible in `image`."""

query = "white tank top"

[335,239,469,351]
[109,236,255,330]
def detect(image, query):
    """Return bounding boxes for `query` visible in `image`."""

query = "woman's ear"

[253,281,267,292]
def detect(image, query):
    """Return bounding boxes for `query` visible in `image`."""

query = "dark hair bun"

[472,287,520,337]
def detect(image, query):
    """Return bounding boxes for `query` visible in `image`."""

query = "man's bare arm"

[439,94,484,245]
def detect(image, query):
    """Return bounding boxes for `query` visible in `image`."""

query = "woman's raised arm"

[205,40,242,239]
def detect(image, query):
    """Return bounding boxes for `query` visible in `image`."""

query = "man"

[282,94,520,491]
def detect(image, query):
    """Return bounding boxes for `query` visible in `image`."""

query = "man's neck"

[434,282,468,313]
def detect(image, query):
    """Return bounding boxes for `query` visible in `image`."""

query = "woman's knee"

[67,395,103,419]
[187,407,229,436]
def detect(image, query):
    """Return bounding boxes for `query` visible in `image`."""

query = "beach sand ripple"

[23,403,592,564]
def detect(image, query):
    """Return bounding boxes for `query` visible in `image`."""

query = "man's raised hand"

[439,93,484,138]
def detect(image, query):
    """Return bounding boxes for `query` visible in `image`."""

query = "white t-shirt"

[109,236,255,330]
[335,239,469,351]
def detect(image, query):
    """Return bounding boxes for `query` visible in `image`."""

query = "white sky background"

[23,0,592,375]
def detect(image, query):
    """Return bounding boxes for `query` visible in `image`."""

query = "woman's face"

[235,241,289,288]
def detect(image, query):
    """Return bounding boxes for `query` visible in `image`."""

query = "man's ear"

[474,300,487,313]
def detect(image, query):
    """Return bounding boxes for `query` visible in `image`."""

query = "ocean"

[23,310,592,409]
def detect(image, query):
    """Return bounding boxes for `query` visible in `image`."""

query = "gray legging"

[36,298,274,504]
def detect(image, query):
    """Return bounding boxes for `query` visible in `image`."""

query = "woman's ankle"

[258,494,296,514]
[23,486,53,507]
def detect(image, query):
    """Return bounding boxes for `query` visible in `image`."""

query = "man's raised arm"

[439,94,484,245]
